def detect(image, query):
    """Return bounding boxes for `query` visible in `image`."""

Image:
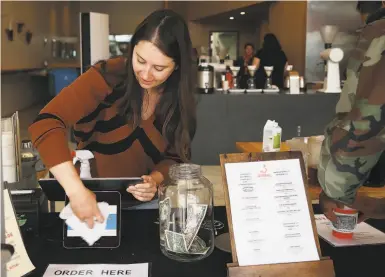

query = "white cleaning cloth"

[59,202,110,246]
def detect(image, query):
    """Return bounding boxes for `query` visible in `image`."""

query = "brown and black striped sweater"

[29,57,182,178]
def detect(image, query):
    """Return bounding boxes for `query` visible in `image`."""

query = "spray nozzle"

[72,150,94,178]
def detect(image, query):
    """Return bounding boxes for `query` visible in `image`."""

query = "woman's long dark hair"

[120,9,196,162]
[262,33,282,52]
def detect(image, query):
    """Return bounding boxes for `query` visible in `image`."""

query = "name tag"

[43,264,149,277]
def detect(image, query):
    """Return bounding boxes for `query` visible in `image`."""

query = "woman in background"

[254,33,288,89]
[29,9,196,228]
[235,43,258,89]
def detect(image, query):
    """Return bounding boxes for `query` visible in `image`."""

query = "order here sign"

[43,264,149,277]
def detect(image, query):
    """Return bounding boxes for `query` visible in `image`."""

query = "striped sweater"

[29,56,182,178]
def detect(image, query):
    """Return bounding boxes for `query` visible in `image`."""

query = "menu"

[3,189,35,277]
[225,159,319,266]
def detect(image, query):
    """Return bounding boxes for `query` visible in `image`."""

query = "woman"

[254,34,288,89]
[29,9,197,228]
[235,43,258,89]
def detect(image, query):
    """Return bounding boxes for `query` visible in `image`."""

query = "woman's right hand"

[68,187,104,228]
[49,161,104,228]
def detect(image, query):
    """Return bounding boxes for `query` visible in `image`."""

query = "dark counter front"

[191,93,340,165]
[24,208,232,277]
[24,206,385,277]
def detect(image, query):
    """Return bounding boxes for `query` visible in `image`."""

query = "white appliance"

[80,12,110,73]
[319,48,344,93]
[318,25,343,93]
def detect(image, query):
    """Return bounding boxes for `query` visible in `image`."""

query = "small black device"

[38,177,143,209]
[63,190,121,249]
[5,180,46,237]
[9,189,43,237]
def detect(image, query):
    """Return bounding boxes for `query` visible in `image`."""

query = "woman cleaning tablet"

[29,9,197,228]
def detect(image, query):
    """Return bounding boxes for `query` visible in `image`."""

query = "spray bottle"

[72,150,94,178]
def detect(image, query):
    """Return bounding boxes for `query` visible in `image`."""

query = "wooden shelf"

[1,61,80,74]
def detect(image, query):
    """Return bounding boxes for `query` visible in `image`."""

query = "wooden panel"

[267,1,307,75]
[227,258,335,277]
[236,142,290,153]
[1,1,75,71]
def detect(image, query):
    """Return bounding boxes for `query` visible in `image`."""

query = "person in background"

[318,1,385,222]
[235,43,258,89]
[29,9,197,228]
[254,33,288,89]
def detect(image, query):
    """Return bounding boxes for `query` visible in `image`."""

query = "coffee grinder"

[319,48,344,93]
[318,25,343,93]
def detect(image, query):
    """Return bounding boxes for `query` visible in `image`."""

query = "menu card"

[225,159,319,266]
[3,189,35,277]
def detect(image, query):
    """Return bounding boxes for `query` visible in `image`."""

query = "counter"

[191,92,340,165]
[24,206,385,277]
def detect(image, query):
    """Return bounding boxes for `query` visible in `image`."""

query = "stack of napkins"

[59,202,110,246]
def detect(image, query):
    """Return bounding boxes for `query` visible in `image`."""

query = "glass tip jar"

[158,163,215,262]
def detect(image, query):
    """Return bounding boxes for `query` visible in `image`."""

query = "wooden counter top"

[235,142,385,203]
[236,142,290,153]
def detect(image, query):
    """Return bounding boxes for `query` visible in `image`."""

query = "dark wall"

[191,93,340,165]
[1,73,49,117]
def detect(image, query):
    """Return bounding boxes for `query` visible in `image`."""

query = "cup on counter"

[331,207,359,239]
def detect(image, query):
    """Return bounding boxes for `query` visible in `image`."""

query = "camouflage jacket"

[318,8,385,205]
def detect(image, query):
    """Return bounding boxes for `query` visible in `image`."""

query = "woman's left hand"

[126,175,157,202]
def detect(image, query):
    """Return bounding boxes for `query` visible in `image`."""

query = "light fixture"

[240,12,245,15]
[229,16,234,20]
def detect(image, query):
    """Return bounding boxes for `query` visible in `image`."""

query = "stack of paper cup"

[2,119,17,183]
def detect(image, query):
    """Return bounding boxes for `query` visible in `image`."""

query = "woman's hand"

[49,161,104,229]
[320,191,367,223]
[319,190,343,222]
[127,175,157,201]
[68,187,104,228]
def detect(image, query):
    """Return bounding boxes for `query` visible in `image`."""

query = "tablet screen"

[67,204,118,237]
[63,191,121,249]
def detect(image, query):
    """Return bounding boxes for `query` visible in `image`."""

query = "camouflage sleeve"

[318,41,385,205]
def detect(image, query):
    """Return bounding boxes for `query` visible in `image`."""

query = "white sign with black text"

[225,159,320,266]
[3,189,35,277]
[43,263,149,277]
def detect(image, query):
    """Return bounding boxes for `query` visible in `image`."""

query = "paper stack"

[59,202,110,246]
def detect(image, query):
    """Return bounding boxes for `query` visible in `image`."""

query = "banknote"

[165,232,209,255]
[184,204,208,250]
[188,236,210,255]
[159,197,171,241]
[165,230,187,253]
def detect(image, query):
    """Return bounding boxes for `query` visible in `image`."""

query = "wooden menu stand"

[220,151,335,277]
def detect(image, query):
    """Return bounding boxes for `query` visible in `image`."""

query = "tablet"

[39,177,143,205]
[63,191,121,249]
